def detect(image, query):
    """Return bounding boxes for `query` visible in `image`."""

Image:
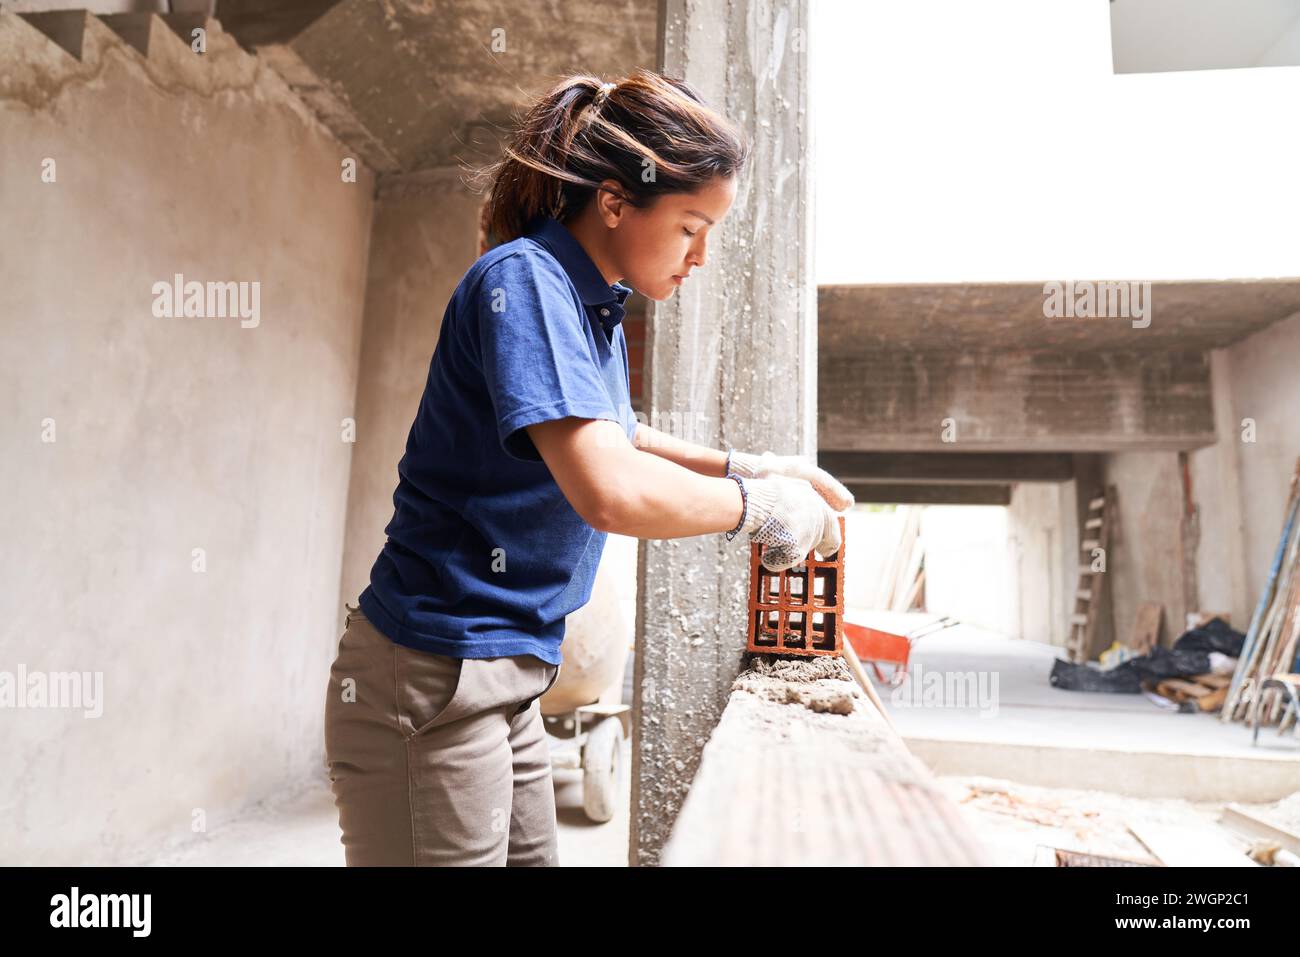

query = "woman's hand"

[732,475,842,572]
[726,449,855,512]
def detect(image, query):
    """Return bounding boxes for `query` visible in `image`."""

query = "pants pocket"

[394,644,468,739]
[543,662,561,696]
[513,661,561,717]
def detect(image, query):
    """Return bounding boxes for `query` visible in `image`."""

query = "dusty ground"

[137,739,633,867]
[935,774,1300,866]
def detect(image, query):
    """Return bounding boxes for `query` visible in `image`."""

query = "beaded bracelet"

[725,473,747,541]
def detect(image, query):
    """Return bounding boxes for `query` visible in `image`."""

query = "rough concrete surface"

[633,0,819,867]
[1,11,373,864]
[731,654,857,715]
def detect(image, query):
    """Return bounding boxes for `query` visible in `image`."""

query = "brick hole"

[812,567,837,608]
[810,611,837,650]
[783,610,806,648]
[753,610,778,646]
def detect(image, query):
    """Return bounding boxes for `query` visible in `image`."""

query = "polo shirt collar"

[525,215,632,332]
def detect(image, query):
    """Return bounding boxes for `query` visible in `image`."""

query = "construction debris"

[1049,617,1244,703]
[944,776,1298,867]
[731,655,856,715]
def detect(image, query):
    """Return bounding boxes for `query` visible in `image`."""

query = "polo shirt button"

[599,307,610,317]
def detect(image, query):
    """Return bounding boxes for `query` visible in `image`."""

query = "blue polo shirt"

[357,215,637,666]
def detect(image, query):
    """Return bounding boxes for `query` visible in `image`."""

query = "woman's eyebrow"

[685,209,715,225]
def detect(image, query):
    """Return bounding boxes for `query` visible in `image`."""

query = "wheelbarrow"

[543,703,629,823]
[842,615,959,686]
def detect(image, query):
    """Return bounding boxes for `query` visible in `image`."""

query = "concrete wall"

[1190,310,1300,633]
[0,14,373,863]
[1219,311,1300,597]
[1188,350,1252,630]
[336,170,481,620]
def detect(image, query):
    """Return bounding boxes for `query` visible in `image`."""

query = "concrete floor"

[138,738,632,866]
[853,609,1300,803]
[136,610,1299,865]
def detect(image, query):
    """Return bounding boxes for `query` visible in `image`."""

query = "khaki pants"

[324,602,562,866]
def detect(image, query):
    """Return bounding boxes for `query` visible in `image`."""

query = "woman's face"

[602,175,738,301]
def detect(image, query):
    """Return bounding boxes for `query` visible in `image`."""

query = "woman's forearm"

[632,422,728,478]
[602,443,744,539]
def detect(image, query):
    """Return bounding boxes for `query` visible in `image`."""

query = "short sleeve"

[476,252,623,462]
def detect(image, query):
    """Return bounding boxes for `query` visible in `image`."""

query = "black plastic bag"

[1130,645,1211,682]
[1171,617,1245,657]
[1049,657,1143,693]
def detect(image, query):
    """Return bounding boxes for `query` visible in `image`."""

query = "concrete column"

[631,0,815,866]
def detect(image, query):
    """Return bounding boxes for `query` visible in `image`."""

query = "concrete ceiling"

[819,279,1300,354]
[218,0,658,174]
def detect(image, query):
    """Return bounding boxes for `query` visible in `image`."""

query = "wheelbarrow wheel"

[581,716,623,823]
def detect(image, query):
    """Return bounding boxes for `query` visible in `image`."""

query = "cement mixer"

[539,558,631,823]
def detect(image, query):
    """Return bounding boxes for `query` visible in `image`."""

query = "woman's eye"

[683,228,697,237]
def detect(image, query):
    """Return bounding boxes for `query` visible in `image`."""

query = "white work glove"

[726,449,855,511]
[727,475,842,572]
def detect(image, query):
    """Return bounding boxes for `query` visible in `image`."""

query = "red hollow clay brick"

[746,514,846,657]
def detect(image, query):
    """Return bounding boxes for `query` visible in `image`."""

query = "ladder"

[1067,485,1116,663]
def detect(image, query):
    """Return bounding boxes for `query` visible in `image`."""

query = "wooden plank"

[1220,805,1300,855]
[1161,678,1211,698]
[1129,602,1163,654]
[1126,821,1257,867]
[1194,686,1228,711]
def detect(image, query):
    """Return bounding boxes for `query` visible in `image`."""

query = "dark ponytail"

[475,68,749,245]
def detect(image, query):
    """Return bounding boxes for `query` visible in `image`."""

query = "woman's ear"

[595,179,629,227]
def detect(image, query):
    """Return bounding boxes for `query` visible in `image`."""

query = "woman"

[324,68,854,866]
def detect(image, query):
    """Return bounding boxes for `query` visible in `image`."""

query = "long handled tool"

[841,636,899,736]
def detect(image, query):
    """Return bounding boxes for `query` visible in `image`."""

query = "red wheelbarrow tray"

[842,614,959,683]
